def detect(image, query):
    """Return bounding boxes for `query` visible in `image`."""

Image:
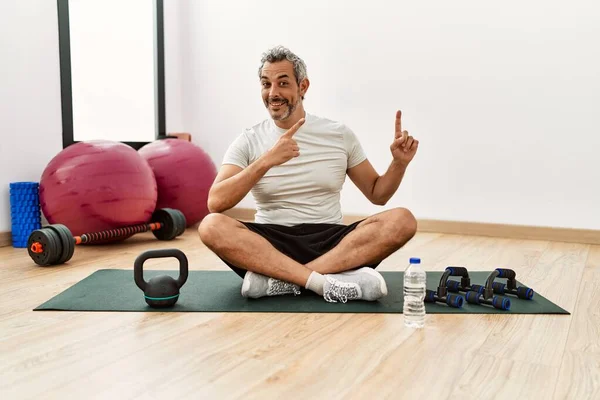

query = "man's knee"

[385,207,417,244]
[198,213,232,247]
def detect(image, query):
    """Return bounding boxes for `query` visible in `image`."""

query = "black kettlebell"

[134,248,188,308]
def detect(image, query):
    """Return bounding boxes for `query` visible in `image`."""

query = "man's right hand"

[264,118,305,167]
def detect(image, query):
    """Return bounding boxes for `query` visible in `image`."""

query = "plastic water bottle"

[403,257,426,328]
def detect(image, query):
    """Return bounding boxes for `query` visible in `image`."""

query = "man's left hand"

[390,110,418,166]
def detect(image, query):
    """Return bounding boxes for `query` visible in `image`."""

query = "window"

[57,0,166,149]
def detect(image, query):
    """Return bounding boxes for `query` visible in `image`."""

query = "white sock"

[305,271,326,296]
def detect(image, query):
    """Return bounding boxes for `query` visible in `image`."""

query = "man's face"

[260,61,305,121]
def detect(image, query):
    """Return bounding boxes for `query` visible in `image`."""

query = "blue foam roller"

[9,181,41,248]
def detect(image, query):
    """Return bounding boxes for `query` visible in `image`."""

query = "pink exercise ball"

[138,139,217,227]
[39,140,158,237]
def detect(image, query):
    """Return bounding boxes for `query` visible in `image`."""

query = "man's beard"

[266,96,298,121]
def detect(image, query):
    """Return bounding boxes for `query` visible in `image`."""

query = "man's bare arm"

[347,159,408,206]
[347,111,418,205]
[207,159,271,213]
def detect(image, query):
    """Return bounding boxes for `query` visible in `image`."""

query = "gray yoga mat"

[33,269,569,314]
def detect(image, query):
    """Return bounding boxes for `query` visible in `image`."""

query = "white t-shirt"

[222,112,367,226]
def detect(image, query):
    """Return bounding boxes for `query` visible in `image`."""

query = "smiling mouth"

[269,99,286,107]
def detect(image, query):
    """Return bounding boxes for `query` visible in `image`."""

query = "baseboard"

[223,208,600,245]
[0,231,12,247]
[415,219,600,245]
[2,210,597,248]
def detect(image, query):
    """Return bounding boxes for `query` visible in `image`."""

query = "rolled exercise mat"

[10,182,42,248]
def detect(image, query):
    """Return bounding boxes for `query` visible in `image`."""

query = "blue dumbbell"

[424,289,464,308]
[465,290,511,310]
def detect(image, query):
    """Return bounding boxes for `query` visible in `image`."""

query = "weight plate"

[173,209,187,236]
[151,208,179,241]
[48,224,75,264]
[166,208,186,238]
[64,228,75,261]
[27,228,62,266]
[56,224,75,262]
[47,225,68,264]
[169,208,186,238]
[47,229,63,265]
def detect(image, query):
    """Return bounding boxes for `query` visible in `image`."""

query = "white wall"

[0,0,63,232]
[179,0,599,230]
[1,0,598,234]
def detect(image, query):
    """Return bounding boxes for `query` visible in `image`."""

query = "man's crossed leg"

[198,208,417,303]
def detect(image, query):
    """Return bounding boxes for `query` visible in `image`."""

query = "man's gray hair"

[258,46,308,84]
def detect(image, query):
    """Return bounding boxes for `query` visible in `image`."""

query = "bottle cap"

[410,257,421,264]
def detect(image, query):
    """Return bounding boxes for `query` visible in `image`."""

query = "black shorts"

[220,219,382,278]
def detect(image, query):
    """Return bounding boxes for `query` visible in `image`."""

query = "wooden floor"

[0,227,598,399]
